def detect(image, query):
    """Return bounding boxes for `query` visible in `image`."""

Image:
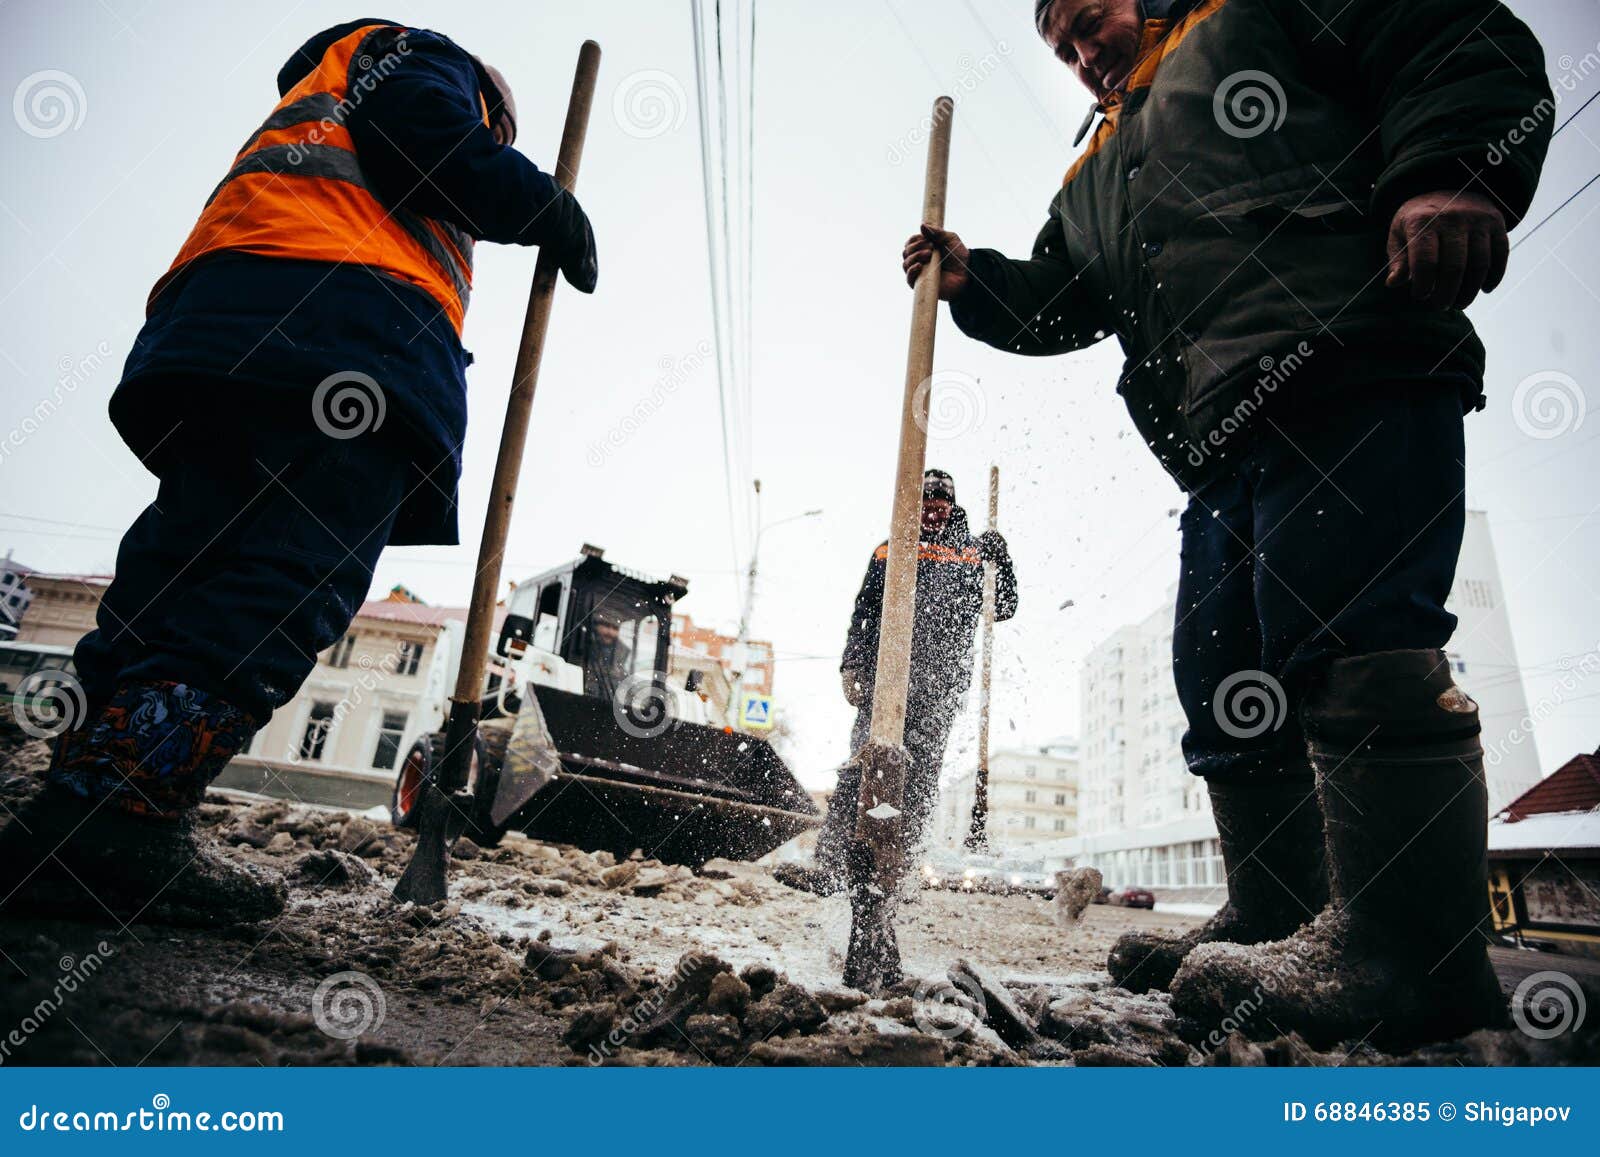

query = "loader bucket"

[488,684,819,867]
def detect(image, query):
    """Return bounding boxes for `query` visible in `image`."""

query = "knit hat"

[923,469,956,503]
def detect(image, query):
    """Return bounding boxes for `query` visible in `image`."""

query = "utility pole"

[728,480,821,729]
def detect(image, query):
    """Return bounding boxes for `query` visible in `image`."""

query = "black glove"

[976,530,1008,563]
[542,188,598,294]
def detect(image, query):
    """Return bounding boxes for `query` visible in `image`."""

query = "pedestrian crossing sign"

[739,694,773,730]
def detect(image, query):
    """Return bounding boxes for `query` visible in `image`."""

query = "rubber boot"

[772,780,852,896]
[1171,650,1508,1052]
[772,860,845,897]
[1,678,285,927]
[0,783,286,926]
[840,840,902,992]
[1107,773,1326,992]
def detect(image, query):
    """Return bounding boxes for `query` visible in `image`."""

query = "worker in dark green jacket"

[903,0,1552,1050]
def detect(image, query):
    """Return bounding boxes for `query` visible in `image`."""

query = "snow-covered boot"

[772,860,846,896]
[1107,774,1325,992]
[772,789,852,896]
[0,783,286,926]
[1171,650,1507,1051]
[0,678,284,927]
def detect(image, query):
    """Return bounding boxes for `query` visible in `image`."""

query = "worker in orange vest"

[0,20,596,927]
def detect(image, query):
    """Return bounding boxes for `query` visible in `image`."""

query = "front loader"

[388,545,818,868]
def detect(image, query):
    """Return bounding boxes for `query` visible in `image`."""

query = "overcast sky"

[2,0,1597,790]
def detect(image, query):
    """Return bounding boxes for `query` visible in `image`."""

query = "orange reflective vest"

[153,23,480,334]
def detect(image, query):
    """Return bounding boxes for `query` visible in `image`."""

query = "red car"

[1107,885,1156,910]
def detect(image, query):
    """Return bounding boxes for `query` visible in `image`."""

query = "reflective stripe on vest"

[153,24,478,334]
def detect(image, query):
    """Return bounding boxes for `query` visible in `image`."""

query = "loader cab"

[497,544,689,700]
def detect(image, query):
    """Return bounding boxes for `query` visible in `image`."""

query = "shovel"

[393,40,602,906]
[964,463,999,853]
[842,94,954,993]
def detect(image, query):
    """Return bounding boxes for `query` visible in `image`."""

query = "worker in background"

[901,0,1551,1049]
[777,469,1018,895]
[583,611,632,702]
[0,20,598,927]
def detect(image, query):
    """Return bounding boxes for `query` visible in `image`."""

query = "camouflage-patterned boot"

[0,680,284,927]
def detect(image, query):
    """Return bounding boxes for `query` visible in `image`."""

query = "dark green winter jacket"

[950,0,1553,488]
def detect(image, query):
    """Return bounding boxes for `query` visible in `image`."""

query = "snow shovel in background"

[842,94,954,993]
[964,463,999,853]
[394,40,602,906]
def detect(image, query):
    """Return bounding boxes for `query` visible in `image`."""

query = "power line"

[691,1,760,572]
[0,511,125,533]
[691,0,749,582]
[1553,88,1600,137]
[1511,167,1600,249]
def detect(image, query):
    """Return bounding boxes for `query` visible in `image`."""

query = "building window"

[299,701,336,762]
[1024,765,1037,779]
[1024,789,1037,803]
[1054,792,1067,806]
[371,710,408,770]
[1053,819,1066,832]
[1024,815,1036,830]
[328,635,356,669]
[396,641,424,676]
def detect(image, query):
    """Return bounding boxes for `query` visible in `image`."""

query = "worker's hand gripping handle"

[853,95,953,849]
[393,41,601,908]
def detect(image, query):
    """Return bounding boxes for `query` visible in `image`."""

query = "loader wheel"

[390,728,509,843]
[390,734,446,829]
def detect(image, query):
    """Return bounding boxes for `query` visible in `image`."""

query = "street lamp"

[730,479,822,725]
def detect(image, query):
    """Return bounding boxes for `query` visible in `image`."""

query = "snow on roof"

[1488,809,1600,855]
[1500,753,1600,821]
[353,600,508,632]
[356,600,467,627]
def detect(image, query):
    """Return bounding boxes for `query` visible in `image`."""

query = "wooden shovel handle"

[452,41,602,708]
[866,95,954,750]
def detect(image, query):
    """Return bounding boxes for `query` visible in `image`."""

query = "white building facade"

[934,740,1079,855]
[1067,510,1537,895]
